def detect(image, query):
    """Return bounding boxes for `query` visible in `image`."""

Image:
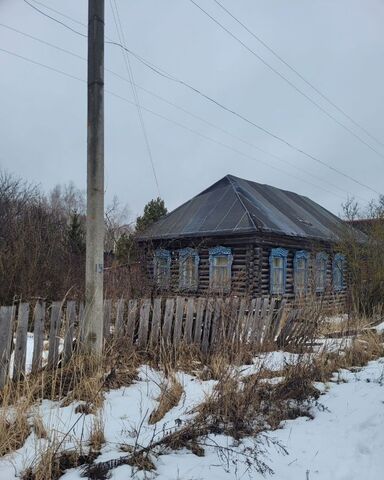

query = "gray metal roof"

[138,175,364,242]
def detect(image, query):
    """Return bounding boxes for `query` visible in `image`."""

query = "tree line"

[0,170,166,304]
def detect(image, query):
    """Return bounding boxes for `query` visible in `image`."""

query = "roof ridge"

[226,175,258,231]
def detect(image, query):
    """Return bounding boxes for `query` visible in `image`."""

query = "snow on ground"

[0,352,383,480]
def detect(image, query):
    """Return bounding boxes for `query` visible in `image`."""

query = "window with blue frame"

[333,253,346,291]
[294,250,309,294]
[179,248,199,291]
[269,248,288,294]
[153,249,171,288]
[209,246,233,292]
[315,252,328,292]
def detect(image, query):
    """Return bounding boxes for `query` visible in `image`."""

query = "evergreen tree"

[135,197,167,233]
[67,211,85,254]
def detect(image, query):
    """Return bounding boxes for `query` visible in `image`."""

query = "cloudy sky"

[0,0,383,220]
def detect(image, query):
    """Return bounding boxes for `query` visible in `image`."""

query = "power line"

[188,0,384,162]
[19,0,383,195]
[212,0,384,151]
[0,22,354,200]
[0,46,354,202]
[23,0,87,38]
[109,0,160,196]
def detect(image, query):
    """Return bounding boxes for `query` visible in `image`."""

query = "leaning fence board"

[0,306,14,389]
[233,298,248,348]
[103,299,112,341]
[138,299,151,348]
[184,297,195,344]
[150,298,162,346]
[260,298,276,345]
[271,299,287,341]
[226,297,239,341]
[32,301,46,373]
[13,303,30,381]
[79,302,85,344]
[193,298,206,345]
[47,302,62,369]
[210,298,224,346]
[249,297,263,345]
[173,297,185,344]
[63,301,76,365]
[162,298,175,343]
[114,299,125,338]
[126,300,138,345]
[201,299,214,353]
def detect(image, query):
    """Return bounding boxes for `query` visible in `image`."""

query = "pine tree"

[67,211,85,255]
[135,197,167,233]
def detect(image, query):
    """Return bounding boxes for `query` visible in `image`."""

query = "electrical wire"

[19,0,383,195]
[213,0,384,151]
[188,0,384,162]
[0,46,355,202]
[109,0,160,196]
[0,22,354,199]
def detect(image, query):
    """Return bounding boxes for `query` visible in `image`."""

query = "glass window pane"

[273,257,283,268]
[214,256,228,267]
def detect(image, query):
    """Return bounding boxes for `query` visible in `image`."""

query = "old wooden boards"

[0,296,296,389]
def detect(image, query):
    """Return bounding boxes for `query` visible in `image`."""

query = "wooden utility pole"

[85,0,105,353]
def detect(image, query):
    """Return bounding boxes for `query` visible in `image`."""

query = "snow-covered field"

[0,349,383,480]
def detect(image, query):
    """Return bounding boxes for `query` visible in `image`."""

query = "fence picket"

[173,297,185,343]
[201,298,214,354]
[250,297,263,344]
[150,298,162,346]
[63,301,76,365]
[138,299,151,348]
[184,297,195,344]
[13,303,30,382]
[103,299,112,341]
[260,298,276,345]
[114,299,125,338]
[0,306,14,389]
[227,297,239,342]
[126,299,138,345]
[32,301,45,373]
[47,302,62,369]
[210,298,223,347]
[79,302,85,344]
[162,298,175,343]
[193,298,206,345]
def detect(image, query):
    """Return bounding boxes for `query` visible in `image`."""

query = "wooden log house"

[138,175,365,308]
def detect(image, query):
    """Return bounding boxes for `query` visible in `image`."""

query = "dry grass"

[88,413,105,452]
[148,375,184,425]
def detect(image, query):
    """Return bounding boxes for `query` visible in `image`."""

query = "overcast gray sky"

[1,0,383,220]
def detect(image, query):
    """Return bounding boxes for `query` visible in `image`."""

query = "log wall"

[140,232,347,310]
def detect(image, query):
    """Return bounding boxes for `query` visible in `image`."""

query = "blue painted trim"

[315,252,328,292]
[333,253,346,292]
[153,248,171,288]
[209,246,233,292]
[294,250,309,294]
[178,248,200,291]
[269,247,288,295]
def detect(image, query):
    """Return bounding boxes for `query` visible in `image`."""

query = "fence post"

[0,306,14,389]
[31,301,45,373]
[47,302,62,369]
[13,303,30,382]
[63,301,76,365]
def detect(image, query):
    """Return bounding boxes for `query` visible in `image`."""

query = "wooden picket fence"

[0,296,311,389]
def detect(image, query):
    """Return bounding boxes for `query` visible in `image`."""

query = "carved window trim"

[153,248,171,289]
[179,247,200,291]
[269,247,288,295]
[209,246,233,293]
